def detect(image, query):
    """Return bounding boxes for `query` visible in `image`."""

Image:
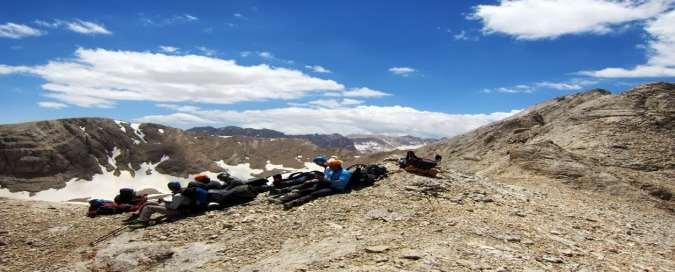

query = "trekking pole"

[90,225,128,246]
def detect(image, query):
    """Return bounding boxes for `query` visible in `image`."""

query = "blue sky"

[1,0,673,137]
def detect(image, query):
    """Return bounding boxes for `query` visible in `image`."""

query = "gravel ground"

[2,161,673,272]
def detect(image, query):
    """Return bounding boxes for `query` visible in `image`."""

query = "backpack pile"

[347,164,388,189]
[398,151,442,177]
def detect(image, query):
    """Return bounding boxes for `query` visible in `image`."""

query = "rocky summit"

[0,83,673,271]
[420,82,675,211]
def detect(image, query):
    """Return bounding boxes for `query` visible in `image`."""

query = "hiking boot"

[267,197,283,204]
[123,214,139,222]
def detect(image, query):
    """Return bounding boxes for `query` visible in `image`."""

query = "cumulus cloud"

[388,67,416,76]
[0,48,345,107]
[37,101,68,109]
[342,87,391,98]
[0,23,43,39]
[579,9,675,77]
[305,65,332,73]
[134,105,520,138]
[472,0,671,40]
[306,98,364,108]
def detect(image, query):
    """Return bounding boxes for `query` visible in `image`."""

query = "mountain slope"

[419,82,674,209]
[187,126,357,151]
[0,118,355,194]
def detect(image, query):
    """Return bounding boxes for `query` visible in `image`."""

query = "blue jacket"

[324,167,352,192]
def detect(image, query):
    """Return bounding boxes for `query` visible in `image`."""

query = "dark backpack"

[398,151,441,170]
[347,164,388,188]
[116,188,136,203]
[274,171,323,188]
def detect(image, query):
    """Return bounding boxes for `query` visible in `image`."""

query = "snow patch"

[107,147,122,169]
[79,126,86,132]
[214,161,264,180]
[0,155,189,202]
[218,136,232,139]
[158,128,165,134]
[129,123,147,144]
[396,144,425,150]
[113,120,127,133]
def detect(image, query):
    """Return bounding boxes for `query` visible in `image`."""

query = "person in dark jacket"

[187,175,224,190]
[128,181,208,227]
[273,158,351,209]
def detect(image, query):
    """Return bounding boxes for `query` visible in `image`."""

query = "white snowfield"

[0,149,324,202]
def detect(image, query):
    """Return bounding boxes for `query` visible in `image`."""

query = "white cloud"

[307,98,364,108]
[305,65,332,73]
[0,48,345,107]
[234,13,245,19]
[534,81,584,90]
[472,0,672,40]
[64,20,111,35]
[343,87,391,98]
[579,9,675,77]
[37,101,68,109]
[484,79,596,93]
[34,20,60,28]
[240,51,252,57]
[159,45,179,53]
[134,105,520,138]
[33,19,111,35]
[140,14,199,27]
[259,51,274,59]
[184,14,199,21]
[0,23,43,39]
[388,67,416,76]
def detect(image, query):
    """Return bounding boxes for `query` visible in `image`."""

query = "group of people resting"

[88,155,357,228]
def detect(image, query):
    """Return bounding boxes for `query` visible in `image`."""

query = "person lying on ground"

[127,181,208,227]
[208,181,271,208]
[187,174,224,190]
[86,188,148,218]
[271,158,352,209]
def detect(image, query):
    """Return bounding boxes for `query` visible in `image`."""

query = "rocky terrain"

[187,126,439,153]
[0,119,355,193]
[1,159,673,271]
[419,82,674,211]
[0,82,673,271]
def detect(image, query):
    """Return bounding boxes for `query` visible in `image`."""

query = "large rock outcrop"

[419,82,674,207]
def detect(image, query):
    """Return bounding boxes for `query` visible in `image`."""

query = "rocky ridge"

[0,118,355,193]
[419,82,675,211]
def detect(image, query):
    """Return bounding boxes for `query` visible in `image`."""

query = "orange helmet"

[326,158,343,168]
[194,175,210,183]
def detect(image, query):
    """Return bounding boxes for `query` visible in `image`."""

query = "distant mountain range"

[186,126,439,153]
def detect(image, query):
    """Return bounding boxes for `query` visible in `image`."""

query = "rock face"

[187,126,358,151]
[0,118,356,193]
[349,134,439,153]
[419,82,675,209]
